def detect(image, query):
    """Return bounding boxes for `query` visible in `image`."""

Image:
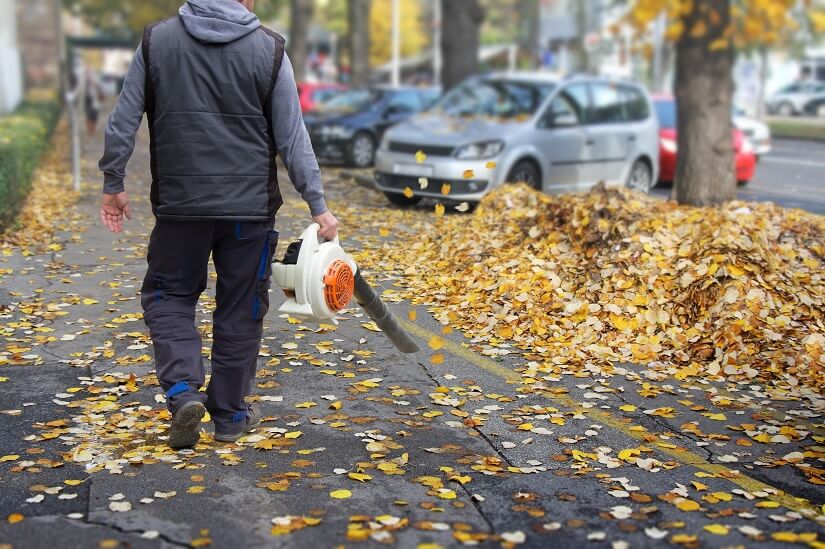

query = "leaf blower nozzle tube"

[353,270,419,354]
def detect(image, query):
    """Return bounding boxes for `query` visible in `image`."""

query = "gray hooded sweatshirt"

[99,0,327,216]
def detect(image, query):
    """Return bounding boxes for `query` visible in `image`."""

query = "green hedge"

[0,93,61,230]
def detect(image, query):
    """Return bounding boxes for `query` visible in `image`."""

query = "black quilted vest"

[142,17,285,220]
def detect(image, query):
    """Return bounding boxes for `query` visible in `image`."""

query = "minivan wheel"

[384,191,422,206]
[626,159,653,194]
[349,132,375,167]
[506,160,541,190]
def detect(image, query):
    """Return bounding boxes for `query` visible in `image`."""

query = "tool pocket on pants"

[252,229,279,320]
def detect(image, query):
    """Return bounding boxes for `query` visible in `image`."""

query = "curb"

[340,170,376,190]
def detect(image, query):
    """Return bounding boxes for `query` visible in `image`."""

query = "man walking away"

[98,0,339,448]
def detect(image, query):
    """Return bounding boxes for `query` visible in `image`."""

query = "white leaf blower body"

[271,224,419,354]
[271,223,356,325]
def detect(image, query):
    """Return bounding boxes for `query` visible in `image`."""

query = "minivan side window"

[621,86,650,121]
[538,84,589,128]
[590,83,626,124]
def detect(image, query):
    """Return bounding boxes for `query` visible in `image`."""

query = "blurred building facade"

[537,0,639,80]
[17,0,64,91]
[0,0,23,114]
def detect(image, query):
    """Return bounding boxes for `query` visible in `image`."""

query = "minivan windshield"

[321,89,382,113]
[654,100,676,128]
[431,79,555,119]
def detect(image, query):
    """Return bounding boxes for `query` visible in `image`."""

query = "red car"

[653,96,756,184]
[297,82,346,112]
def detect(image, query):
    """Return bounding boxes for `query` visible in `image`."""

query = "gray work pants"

[140,219,278,431]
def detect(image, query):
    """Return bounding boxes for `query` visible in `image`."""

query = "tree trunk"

[288,0,313,82]
[348,0,371,87]
[674,0,736,206]
[441,0,484,90]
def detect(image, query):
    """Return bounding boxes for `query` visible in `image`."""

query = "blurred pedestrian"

[84,69,102,135]
[98,0,339,448]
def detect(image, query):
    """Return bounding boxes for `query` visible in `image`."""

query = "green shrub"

[0,92,61,230]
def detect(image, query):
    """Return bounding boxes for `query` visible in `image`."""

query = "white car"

[733,109,771,157]
[765,81,825,116]
[375,73,660,206]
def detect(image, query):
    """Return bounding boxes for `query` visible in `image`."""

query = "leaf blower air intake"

[271,223,419,354]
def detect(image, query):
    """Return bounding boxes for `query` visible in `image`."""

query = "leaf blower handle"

[353,270,419,354]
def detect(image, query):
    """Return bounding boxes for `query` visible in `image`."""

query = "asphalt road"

[652,138,825,215]
[0,121,823,548]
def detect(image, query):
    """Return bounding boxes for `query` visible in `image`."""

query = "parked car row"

[766,81,825,117]
[299,73,767,207]
[302,86,440,167]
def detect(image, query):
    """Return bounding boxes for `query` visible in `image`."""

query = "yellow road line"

[398,319,825,522]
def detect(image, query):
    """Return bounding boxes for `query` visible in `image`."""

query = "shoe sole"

[214,417,262,443]
[168,402,206,449]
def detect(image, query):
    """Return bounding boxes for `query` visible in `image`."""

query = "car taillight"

[660,137,677,153]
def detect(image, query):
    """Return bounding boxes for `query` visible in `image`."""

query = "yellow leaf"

[7,513,24,524]
[703,524,729,535]
[83,298,99,305]
[618,404,636,412]
[330,489,352,499]
[449,475,471,485]
[675,499,700,511]
[64,479,84,486]
[187,485,206,494]
[485,161,496,169]
[772,532,799,543]
[407,310,417,321]
[434,203,445,217]
[0,455,20,462]
[415,150,426,163]
[440,183,451,196]
[703,413,726,421]
[437,489,457,500]
[295,401,317,409]
[711,491,732,501]
[284,431,302,439]
[430,354,444,364]
[348,472,373,482]
[403,187,414,199]
[329,401,342,410]
[462,170,474,179]
[618,448,640,462]
[755,500,780,509]
[709,38,728,51]
[428,336,444,350]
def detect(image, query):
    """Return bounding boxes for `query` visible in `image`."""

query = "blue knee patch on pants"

[166,381,190,398]
[231,411,247,423]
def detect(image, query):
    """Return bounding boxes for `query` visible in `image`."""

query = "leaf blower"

[271,223,419,354]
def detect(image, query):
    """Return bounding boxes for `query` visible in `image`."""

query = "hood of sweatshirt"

[178,0,260,44]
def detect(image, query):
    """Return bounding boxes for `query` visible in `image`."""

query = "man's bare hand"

[313,211,339,241]
[100,192,132,233]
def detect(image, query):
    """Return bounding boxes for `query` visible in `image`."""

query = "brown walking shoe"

[168,400,206,449]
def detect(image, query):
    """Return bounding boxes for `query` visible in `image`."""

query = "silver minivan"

[374,73,659,206]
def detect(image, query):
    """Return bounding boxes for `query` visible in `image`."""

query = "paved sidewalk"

[0,116,823,548]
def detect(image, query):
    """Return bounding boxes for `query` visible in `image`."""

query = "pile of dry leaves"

[373,184,825,388]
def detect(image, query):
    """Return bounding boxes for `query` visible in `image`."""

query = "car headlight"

[318,125,352,139]
[454,140,505,160]
[660,137,677,153]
